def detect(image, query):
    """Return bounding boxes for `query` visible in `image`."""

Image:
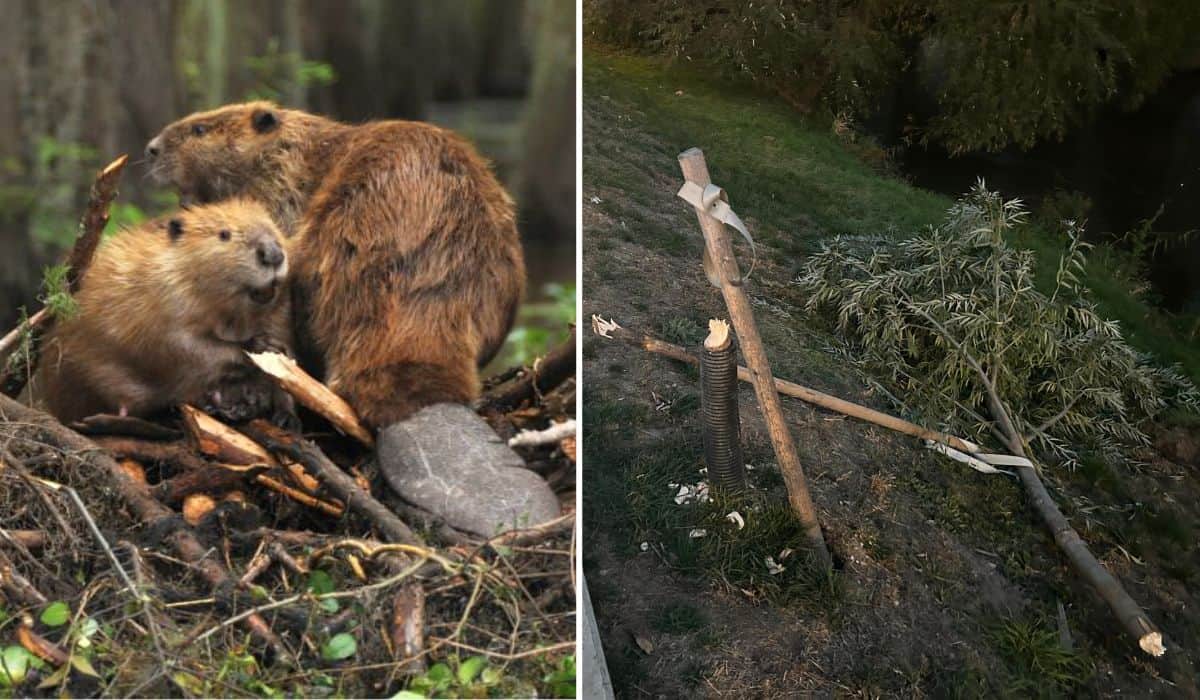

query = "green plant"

[244,38,337,103]
[585,0,1200,154]
[540,655,576,698]
[40,264,78,320]
[989,617,1091,696]
[658,316,704,346]
[399,655,505,698]
[502,282,576,366]
[798,182,1200,466]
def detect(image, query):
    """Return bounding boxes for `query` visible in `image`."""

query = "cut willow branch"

[591,315,976,452]
[913,307,1166,657]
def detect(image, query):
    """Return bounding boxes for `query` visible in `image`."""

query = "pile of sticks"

[0,156,577,695]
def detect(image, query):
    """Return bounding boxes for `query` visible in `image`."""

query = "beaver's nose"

[145,136,163,159]
[256,240,285,269]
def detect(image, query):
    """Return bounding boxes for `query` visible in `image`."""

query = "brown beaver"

[144,102,525,429]
[35,199,292,424]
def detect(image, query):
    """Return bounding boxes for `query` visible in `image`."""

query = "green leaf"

[321,633,357,661]
[308,570,335,595]
[40,601,70,627]
[70,655,100,678]
[0,645,32,685]
[319,597,340,613]
[456,656,487,685]
[390,691,426,700]
[425,663,452,683]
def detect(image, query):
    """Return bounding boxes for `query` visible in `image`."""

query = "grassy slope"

[583,45,1200,696]
[584,48,1200,383]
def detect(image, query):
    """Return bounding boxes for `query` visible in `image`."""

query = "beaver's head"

[145,102,317,209]
[164,199,288,306]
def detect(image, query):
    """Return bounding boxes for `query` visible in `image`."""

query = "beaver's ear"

[251,108,279,134]
[168,218,184,241]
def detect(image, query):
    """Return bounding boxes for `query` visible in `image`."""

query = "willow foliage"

[797,183,1199,465]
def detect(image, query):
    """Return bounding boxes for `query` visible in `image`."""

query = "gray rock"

[377,403,561,537]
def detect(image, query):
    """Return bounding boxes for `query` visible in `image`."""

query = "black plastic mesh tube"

[701,333,746,493]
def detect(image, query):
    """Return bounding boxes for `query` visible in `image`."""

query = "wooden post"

[677,148,831,567]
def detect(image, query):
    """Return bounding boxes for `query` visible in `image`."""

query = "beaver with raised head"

[35,199,292,424]
[144,102,525,429]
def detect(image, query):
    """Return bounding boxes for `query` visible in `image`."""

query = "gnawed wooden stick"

[180,405,274,466]
[246,351,374,446]
[178,406,342,513]
[1,155,128,397]
[591,315,976,453]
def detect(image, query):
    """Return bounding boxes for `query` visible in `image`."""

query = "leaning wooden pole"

[677,148,831,567]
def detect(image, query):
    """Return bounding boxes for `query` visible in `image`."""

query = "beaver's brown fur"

[145,102,526,428]
[35,199,292,424]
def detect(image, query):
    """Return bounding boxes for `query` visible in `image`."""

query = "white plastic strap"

[924,439,1033,477]
[677,181,757,282]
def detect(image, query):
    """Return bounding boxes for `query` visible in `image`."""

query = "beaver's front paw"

[244,334,290,355]
[202,380,274,423]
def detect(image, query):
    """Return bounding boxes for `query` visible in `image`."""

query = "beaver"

[144,102,526,429]
[35,199,293,424]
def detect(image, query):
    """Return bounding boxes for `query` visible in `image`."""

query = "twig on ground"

[480,328,576,413]
[508,420,577,448]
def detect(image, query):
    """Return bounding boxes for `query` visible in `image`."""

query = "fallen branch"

[246,351,374,446]
[0,155,128,397]
[480,328,576,413]
[243,420,421,546]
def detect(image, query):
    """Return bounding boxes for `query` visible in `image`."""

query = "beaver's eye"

[192,124,208,137]
[219,229,231,242]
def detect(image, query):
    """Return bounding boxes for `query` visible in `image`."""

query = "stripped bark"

[677,148,831,567]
